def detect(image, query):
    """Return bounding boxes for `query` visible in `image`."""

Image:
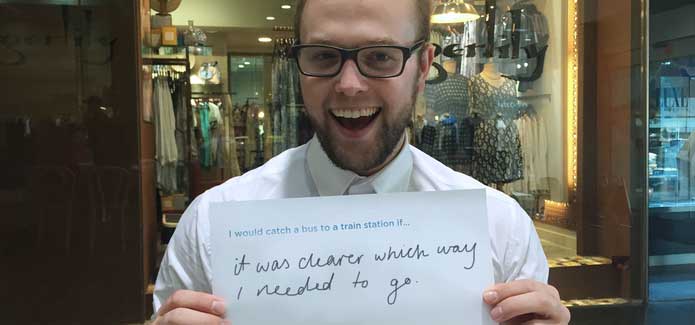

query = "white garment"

[208,102,222,165]
[512,114,549,193]
[208,102,222,124]
[534,115,549,190]
[152,136,549,314]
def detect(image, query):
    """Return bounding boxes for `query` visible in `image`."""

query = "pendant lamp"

[431,0,480,24]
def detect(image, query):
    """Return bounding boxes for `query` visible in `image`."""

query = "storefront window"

[647,0,695,308]
[418,0,566,226]
[144,0,652,320]
[415,0,646,312]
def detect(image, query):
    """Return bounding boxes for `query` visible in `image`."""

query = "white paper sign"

[211,189,495,325]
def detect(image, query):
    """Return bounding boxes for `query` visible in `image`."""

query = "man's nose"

[334,60,368,96]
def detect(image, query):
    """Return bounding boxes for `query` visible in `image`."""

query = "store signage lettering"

[660,77,690,110]
[658,77,692,118]
[427,43,466,85]
[660,87,689,108]
[427,43,488,85]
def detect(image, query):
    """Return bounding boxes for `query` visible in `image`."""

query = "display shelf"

[142,46,189,61]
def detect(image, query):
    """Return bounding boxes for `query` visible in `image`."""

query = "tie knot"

[346,182,376,195]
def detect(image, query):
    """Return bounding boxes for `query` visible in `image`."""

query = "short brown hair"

[293,0,432,44]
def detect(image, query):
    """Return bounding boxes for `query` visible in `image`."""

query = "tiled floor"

[534,221,577,258]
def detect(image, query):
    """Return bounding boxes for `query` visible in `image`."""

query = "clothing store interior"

[2,0,694,323]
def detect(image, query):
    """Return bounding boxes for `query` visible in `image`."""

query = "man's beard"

[310,85,418,175]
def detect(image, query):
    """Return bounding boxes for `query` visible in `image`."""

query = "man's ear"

[417,43,435,93]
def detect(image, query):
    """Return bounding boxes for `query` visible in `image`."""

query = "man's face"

[299,0,434,175]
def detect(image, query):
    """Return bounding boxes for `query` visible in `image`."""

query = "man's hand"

[154,290,229,325]
[483,280,570,325]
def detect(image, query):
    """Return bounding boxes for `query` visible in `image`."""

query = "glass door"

[0,1,144,323]
[647,0,695,320]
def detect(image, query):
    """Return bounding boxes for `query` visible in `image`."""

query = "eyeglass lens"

[296,46,405,77]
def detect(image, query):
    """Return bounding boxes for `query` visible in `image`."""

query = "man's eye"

[312,51,338,61]
[368,52,393,62]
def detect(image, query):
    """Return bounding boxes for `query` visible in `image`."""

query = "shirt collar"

[307,135,413,196]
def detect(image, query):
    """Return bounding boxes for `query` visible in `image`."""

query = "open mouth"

[330,107,382,132]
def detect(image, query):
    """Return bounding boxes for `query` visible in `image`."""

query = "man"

[152,0,571,324]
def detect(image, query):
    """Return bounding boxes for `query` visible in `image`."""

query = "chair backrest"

[94,166,131,221]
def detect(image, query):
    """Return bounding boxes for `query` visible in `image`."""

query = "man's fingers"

[484,279,549,304]
[490,291,569,324]
[158,290,226,317]
[491,291,554,322]
[157,307,228,325]
[483,281,569,324]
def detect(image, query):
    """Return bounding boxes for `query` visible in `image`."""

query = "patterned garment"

[424,73,470,119]
[472,118,524,185]
[468,76,525,185]
[422,74,470,166]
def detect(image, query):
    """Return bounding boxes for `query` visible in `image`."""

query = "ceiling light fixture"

[238,64,245,68]
[258,37,273,43]
[266,16,276,21]
[281,4,292,9]
[431,0,480,24]
[244,61,251,65]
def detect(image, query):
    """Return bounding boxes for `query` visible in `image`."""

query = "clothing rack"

[191,92,229,99]
[272,26,294,32]
[144,48,195,201]
[143,57,189,66]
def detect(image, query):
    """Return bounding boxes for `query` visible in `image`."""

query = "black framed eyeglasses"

[290,40,426,78]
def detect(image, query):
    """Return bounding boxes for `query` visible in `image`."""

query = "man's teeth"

[332,107,380,119]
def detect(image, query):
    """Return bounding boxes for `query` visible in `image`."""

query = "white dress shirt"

[153,136,549,314]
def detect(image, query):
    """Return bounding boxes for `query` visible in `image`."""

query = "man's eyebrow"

[302,37,404,47]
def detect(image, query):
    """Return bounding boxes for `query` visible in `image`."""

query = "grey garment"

[221,95,241,179]
[173,81,188,160]
[510,3,550,49]
[272,57,301,155]
[425,74,470,119]
[173,80,189,193]
[189,106,198,159]
[468,75,526,120]
[423,74,470,166]
[153,77,178,194]
[458,19,484,77]
[475,6,505,57]
[498,3,550,82]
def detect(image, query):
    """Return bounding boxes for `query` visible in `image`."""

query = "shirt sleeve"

[152,196,214,317]
[503,203,549,283]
